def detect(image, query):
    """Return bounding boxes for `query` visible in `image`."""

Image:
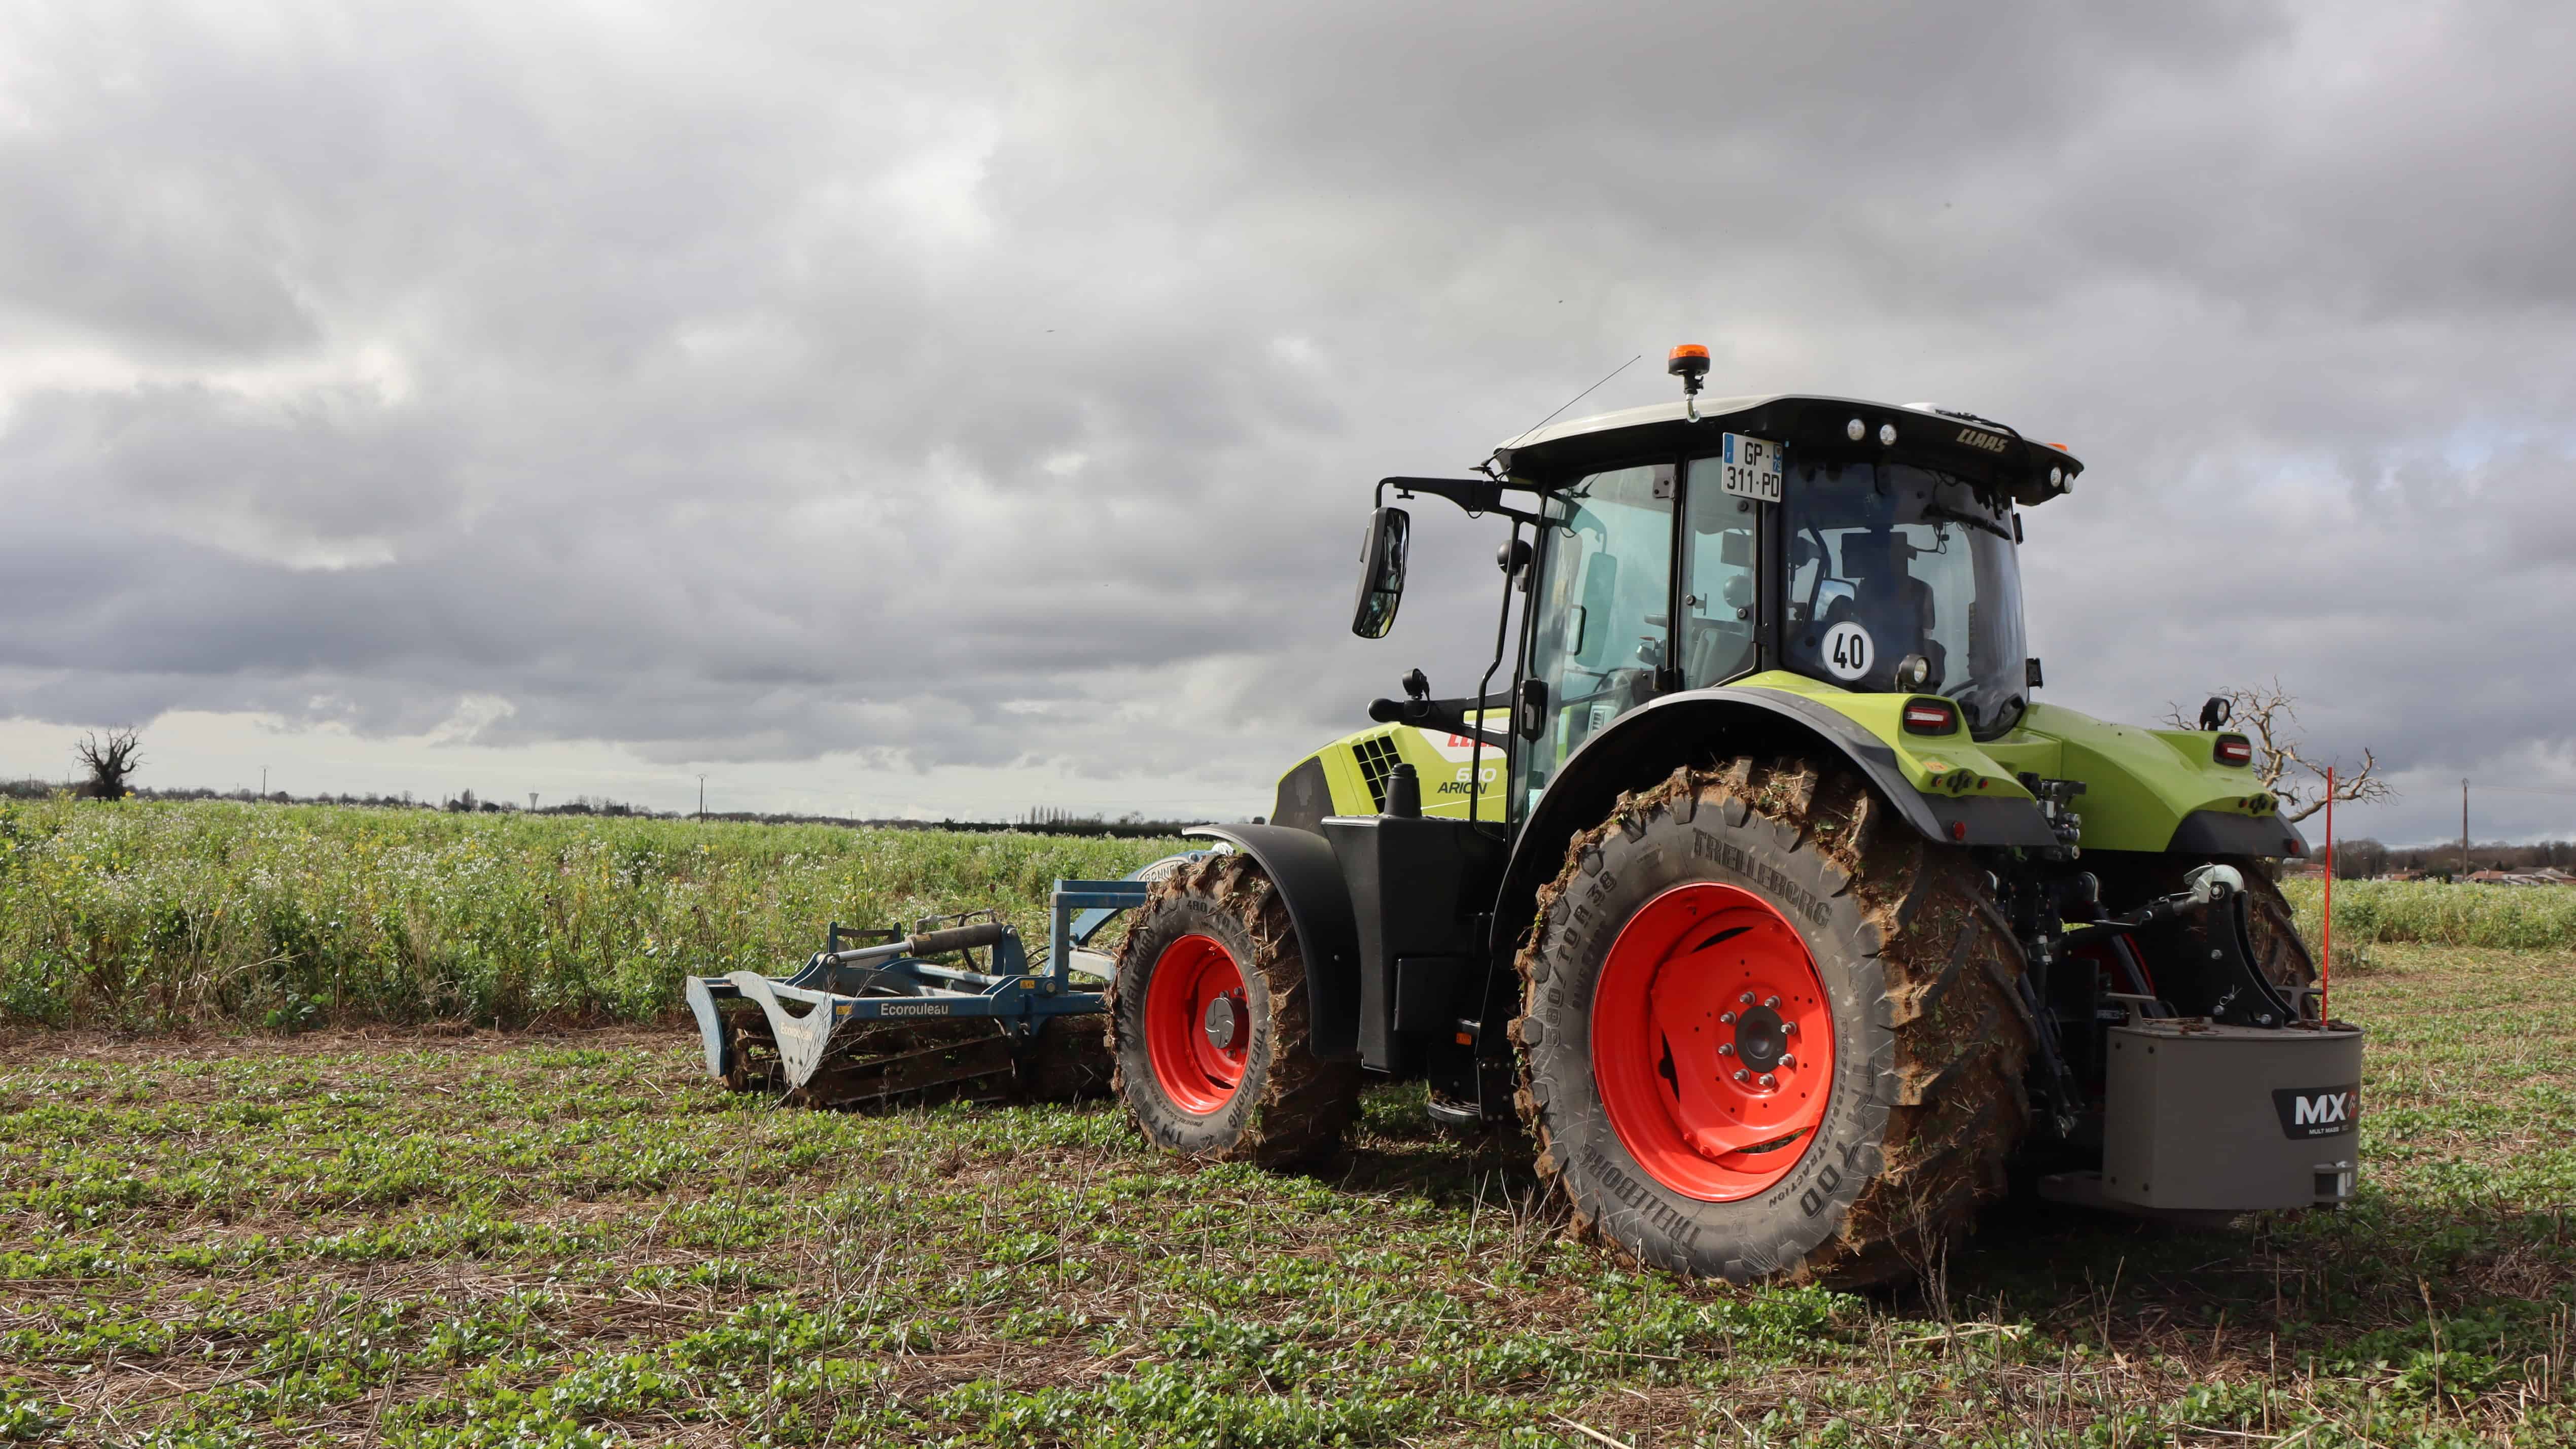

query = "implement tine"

[792,1019,1019,1109]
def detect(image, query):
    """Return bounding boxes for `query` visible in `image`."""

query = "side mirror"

[1350,506,1410,639]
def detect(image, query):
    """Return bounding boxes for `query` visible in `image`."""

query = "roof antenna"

[1479,354,1640,477]
[1668,343,1710,422]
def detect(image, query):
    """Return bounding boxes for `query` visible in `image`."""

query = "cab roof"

[1495,393,2084,508]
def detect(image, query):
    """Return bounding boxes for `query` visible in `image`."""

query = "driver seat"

[1850,562,1944,689]
[1887,576,1944,687]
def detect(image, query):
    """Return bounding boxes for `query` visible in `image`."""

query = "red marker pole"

[2320,765,2334,1022]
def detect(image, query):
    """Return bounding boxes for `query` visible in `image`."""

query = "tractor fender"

[1493,686,2054,966]
[2168,807,2310,859]
[1183,824,1364,1061]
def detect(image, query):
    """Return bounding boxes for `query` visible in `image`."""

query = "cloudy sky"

[3,0,2571,843]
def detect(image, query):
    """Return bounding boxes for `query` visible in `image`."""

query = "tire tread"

[1108,853,1362,1167]
[1514,756,2031,1286]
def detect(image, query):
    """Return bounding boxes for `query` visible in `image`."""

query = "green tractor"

[1108,347,2361,1284]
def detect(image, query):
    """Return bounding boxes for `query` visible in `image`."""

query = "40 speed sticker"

[1820,621,1874,682]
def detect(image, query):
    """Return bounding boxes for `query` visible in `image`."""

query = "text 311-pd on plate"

[1718,434,1782,503]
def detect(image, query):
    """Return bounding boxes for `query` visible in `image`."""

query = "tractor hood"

[1496,394,2082,508]
[1738,676,2306,858]
[1983,702,2310,858]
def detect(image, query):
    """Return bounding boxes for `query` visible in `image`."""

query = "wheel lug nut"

[1758,1073,1776,1088]
[1718,1011,1736,1024]
[1717,1043,1734,1056]
[1739,992,1756,1005]
[1782,1022,1796,1035]
[1733,1069,1748,1082]
[1762,996,1781,1010]
[1779,1053,1795,1068]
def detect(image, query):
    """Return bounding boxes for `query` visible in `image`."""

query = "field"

[3,801,2574,1444]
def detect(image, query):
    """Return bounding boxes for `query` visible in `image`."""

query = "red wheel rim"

[1143,934,1249,1114]
[1592,882,1837,1202]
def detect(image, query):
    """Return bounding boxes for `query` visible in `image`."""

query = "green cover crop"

[0,797,1182,1031]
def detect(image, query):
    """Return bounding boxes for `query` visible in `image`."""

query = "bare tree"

[2163,679,2390,824]
[74,728,144,801]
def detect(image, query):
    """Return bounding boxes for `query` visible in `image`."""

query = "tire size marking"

[1798,1164,1843,1217]
[1690,828,1829,927]
[1798,1139,1875,1217]
[1580,1141,1705,1252]
[1562,900,1597,961]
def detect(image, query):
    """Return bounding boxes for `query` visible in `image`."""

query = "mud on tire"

[1109,852,1363,1167]
[1513,757,2032,1286]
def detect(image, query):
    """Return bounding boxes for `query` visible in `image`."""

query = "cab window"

[1783,461,2029,734]
[1521,463,1673,804]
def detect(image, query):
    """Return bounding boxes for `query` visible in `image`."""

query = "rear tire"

[1110,853,1362,1167]
[1514,758,2031,1286]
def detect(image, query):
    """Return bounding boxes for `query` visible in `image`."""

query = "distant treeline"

[2330,837,2576,879]
[0,777,1219,837]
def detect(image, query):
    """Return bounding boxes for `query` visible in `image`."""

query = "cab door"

[1678,452,1762,689]
[1517,462,1675,810]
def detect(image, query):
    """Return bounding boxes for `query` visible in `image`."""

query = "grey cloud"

[2,0,2572,842]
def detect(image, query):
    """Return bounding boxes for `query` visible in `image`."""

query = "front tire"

[1514,758,2032,1285]
[2231,866,2316,1000]
[1110,853,1362,1167]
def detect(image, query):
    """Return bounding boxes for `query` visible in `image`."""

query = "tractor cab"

[1357,379,2080,827]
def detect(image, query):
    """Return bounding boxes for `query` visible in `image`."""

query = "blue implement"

[684,857,1199,1106]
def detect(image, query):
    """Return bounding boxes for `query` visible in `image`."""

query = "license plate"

[1717,434,1782,503]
